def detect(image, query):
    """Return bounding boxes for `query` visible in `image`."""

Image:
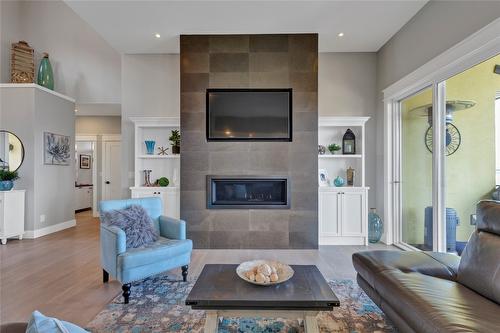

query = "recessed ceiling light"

[155,33,161,38]
[338,32,344,37]
[74,109,78,113]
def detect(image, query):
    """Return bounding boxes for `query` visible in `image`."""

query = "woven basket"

[11,41,34,83]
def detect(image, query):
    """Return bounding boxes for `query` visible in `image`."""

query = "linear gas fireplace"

[207,176,290,209]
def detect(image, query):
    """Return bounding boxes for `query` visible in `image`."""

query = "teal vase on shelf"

[368,208,383,243]
[37,53,54,90]
[333,176,345,187]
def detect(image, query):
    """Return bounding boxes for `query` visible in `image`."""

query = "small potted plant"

[328,143,341,155]
[0,170,19,191]
[169,130,181,154]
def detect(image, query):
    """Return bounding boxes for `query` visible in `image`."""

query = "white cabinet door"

[0,193,4,234]
[341,191,364,236]
[319,191,341,236]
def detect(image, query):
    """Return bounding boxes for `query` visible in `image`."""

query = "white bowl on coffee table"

[236,260,294,286]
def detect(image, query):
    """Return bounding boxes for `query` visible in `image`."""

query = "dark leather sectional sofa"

[353,200,500,332]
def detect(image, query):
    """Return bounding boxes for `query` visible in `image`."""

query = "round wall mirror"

[0,130,25,172]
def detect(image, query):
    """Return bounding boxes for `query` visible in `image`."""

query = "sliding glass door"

[393,53,500,252]
[399,87,433,250]
[441,54,500,254]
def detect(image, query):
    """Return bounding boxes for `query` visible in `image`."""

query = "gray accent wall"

[180,34,318,249]
[0,86,75,232]
[375,0,500,221]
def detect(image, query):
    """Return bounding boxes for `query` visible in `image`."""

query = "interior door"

[103,141,121,201]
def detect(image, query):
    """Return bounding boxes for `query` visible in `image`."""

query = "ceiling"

[65,0,427,54]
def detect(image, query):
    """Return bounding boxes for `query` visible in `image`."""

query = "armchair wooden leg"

[122,284,131,304]
[181,265,189,282]
[103,270,109,283]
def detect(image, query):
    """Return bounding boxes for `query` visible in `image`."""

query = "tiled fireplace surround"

[180,34,318,249]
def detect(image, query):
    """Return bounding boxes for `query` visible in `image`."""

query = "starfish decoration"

[157,146,169,155]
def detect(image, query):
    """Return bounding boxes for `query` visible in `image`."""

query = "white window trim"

[383,18,500,248]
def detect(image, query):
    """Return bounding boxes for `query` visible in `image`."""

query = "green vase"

[37,52,54,90]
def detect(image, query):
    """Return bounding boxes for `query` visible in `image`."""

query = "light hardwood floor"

[0,211,393,326]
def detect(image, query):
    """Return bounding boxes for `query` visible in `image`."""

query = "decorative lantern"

[342,129,356,154]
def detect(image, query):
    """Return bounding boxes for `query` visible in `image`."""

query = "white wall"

[375,0,500,223]
[76,116,121,135]
[0,0,121,104]
[0,0,22,85]
[319,52,377,208]
[121,54,179,197]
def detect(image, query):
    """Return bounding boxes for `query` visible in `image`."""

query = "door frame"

[102,135,121,202]
[76,135,98,218]
[383,18,500,249]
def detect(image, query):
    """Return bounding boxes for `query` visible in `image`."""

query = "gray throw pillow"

[102,205,159,249]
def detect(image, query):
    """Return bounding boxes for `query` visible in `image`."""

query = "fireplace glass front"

[207,176,290,209]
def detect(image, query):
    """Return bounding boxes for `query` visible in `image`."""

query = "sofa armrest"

[159,216,186,240]
[100,224,126,277]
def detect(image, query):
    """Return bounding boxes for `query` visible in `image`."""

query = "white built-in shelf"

[138,155,180,159]
[130,186,179,191]
[319,154,362,159]
[0,83,75,103]
[319,186,370,192]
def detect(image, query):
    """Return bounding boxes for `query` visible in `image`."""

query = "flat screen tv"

[206,88,292,141]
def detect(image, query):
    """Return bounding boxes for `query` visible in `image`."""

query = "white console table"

[0,190,26,244]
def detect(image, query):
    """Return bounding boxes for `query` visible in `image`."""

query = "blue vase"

[368,208,383,243]
[0,180,14,191]
[145,140,156,155]
[333,176,345,187]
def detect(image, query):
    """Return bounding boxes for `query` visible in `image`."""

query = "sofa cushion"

[457,230,500,304]
[476,200,500,235]
[375,270,500,333]
[456,200,500,305]
[118,237,193,270]
[352,250,459,288]
[102,205,159,249]
[26,311,88,333]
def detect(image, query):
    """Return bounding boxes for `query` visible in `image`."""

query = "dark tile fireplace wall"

[180,34,318,249]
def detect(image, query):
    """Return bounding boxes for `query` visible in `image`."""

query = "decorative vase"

[143,170,152,186]
[346,166,355,186]
[145,140,156,155]
[333,176,345,187]
[368,208,383,243]
[37,53,54,90]
[318,145,326,155]
[172,145,180,154]
[0,180,14,191]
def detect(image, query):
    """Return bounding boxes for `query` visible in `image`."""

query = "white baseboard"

[24,219,76,239]
[319,236,367,246]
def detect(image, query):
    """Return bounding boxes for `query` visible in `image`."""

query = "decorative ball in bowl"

[236,260,294,286]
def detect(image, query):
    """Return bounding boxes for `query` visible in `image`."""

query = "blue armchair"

[99,197,192,304]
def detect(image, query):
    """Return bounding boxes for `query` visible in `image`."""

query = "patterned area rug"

[87,275,396,333]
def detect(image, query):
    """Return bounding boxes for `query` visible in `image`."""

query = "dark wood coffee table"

[186,264,339,332]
